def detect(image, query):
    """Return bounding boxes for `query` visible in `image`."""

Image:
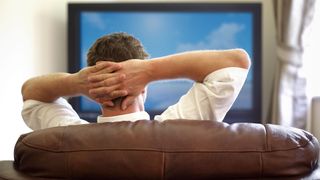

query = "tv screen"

[68,3,261,123]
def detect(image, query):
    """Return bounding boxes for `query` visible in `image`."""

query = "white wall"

[0,0,276,160]
[0,0,68,160]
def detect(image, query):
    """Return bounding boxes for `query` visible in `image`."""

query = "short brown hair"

[87,32,149,66]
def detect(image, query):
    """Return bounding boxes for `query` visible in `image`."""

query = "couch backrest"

[14,120,319,179]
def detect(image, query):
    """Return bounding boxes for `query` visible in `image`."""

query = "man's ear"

[142,87,147,103]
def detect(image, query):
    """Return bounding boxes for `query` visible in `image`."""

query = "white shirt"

[22,67,248,130]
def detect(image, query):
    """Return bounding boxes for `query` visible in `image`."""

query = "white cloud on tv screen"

[176,23,245,52]
[84,13,107,31]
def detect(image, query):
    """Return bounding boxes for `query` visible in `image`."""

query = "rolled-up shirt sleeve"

[155,67,248,122]
[22,97,88,130]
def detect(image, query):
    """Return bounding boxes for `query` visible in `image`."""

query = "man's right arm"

[89,49,250,109]
[147,49,250,82]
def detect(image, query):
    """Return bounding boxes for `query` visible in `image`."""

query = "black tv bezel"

[68,2,262,123]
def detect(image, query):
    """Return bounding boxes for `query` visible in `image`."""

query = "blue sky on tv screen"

[80,11,253,112]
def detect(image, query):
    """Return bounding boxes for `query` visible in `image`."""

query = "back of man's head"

[87,32,149,66]
[87,32,149,109]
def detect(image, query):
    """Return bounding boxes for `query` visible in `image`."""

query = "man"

[21,32,250,130]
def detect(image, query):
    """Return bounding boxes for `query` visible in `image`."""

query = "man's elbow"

[234,49,251,69]
[21,79,32,101]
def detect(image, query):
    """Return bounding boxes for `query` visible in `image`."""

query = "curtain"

[269,0,315,128]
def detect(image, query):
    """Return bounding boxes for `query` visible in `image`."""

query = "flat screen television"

[68,2,261,123]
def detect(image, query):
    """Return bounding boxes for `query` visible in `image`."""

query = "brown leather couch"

[0,120,319,179]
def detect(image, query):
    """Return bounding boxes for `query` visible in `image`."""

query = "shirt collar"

[97,111,150,123]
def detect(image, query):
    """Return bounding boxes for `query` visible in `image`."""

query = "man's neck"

[101,99,144,117]
[101,106,138,117]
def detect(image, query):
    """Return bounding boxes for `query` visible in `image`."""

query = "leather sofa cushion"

[14,120,319,179]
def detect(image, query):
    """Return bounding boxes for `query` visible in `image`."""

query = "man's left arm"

[21,63,126,130]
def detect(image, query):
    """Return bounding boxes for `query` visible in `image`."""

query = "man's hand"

[88,60,152,110]
[75,61,127,106]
